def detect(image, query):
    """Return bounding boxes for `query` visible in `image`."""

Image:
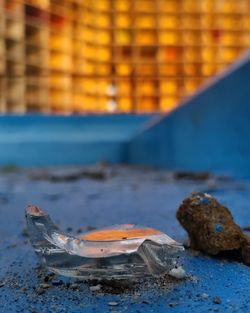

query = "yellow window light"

[114,0,131,12]
[135,16,156,28]
[118,97,132,112]
[137,81,156,96]
[116,64,132,76]
[159,15,179,29]
[184,47,200,62]
[160,97,177,112]
[136,30,157,45]
[158,0,180,13]
[96,64,111,76]
[184,79,199,94]
[137,97,158,112]
[159,31,179,45]
[201,48,217,62]
[115,30,131,45]
[160,81,178,95]
[93,0,110,11]
[202,63,217,76]
[183,0,201,13]
[117,81,131,95]
[184,64,200,76]
[134,0,155,13]
[136,64,157,76]
[95,13,111,28]
[96,30,110,45]
[115,14,131,28]
[159,64,180,76]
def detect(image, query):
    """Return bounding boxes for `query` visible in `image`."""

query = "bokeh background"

[1,0,250,114]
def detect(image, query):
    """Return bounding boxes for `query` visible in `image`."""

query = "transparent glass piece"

[25,205,184,280]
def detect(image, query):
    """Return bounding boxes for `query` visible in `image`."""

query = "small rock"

[142,300,151,304]
[177,192,244,255]
[40,283,51,289]
[36,287,45,295]
[77,228,84,234]
[213,296,222,304]
[108,302,119,306]
[44,273,55,282]
[69,283,79,290]
[174,171,210,181]
[201,293,209,300]
[169,303,178,307]
[189,275,199,283]
[21,228,29,237]
[89,284,101,292]
[0,283,5,288]
[168,266,186,279]
[86,225,97,231]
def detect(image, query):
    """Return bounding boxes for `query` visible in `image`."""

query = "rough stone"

[177,192,244,255]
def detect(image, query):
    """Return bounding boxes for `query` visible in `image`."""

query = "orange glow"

[1,0,250,113]
[81,227,161,242]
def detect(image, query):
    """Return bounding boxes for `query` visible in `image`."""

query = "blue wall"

[128,52,250,177]
[0,115,152,166]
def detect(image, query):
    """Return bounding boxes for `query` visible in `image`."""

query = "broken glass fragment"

[26,205,184,280]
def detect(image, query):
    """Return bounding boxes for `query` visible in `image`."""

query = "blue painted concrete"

[1,167,250,312]
[128,52,250,177]
[0,115,152,166]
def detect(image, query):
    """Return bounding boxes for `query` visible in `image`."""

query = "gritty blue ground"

[0,165,250,313]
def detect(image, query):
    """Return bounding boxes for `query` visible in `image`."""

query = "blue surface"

[1,53,250,312]
[1,166,250,312]
[0,114,152,166]
[128,52,250,177]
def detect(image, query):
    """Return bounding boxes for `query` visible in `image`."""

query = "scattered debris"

[168,266,186,279]
[213,296,222,304]
[44,273,55,282]
[141,300,151,304]
[177,192,250,264]
[0,164,19,173]
[69,283,79,290]
[174,171,211,181]
[29,164,113,182]
[108,302,119,306]
[3,165,250,311]
[76,228,84,234]
[21,227,29,237]
[86,225,97,231]
[35,287,45,295]
[39,283,51,289]
[89,284,101,292]
[168,302,178,307]
[201,293,209,300]
[88,279,134,295]
[86,274,182,295]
